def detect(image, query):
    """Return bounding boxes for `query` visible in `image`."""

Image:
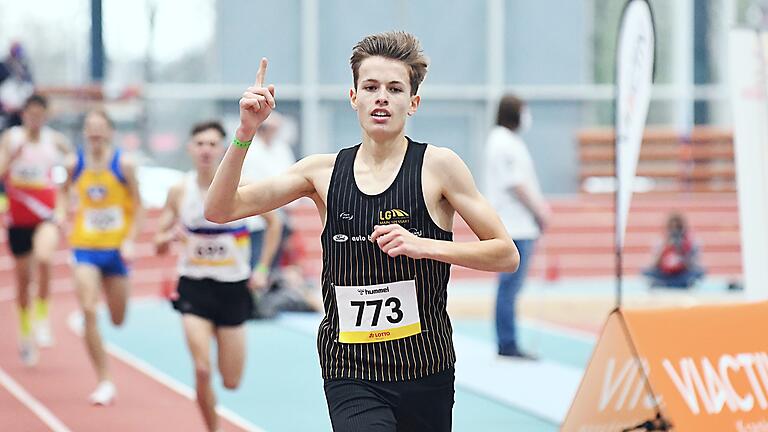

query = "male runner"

[206,31,520,431]
[155,120,280,431]
[0,94,71,365]
[62,109,142,404]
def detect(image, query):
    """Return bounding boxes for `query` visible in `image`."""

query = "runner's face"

[83,114,113,154]
[188,129,224,170]
[21,103,47,130]
[350,56,419,141]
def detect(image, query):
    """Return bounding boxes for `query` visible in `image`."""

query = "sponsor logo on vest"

[355,287,390,296]
[351,235,371,242]
[333,234,349,243]
[408,228,422,237]
[370,331,391,339]
[339,212,354,220]
[378,208,410,225]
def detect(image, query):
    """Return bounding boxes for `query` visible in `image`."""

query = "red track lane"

[0,289,249,432]
[0,383,53,430]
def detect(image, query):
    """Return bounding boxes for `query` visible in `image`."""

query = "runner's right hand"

[238,58,276,137]
[154,226,186,255]
[154,231,174,255]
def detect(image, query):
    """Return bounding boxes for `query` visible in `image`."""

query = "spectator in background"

[643,213,705,289]
[243,111,315,318]
[0,42,35,130]
[241,111,296,275]
[485,94,550,360]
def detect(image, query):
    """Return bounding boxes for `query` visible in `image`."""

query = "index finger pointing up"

[255,57,268,87]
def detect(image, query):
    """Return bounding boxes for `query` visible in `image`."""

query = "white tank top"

[7,126,60,188]
[177,172,251,282]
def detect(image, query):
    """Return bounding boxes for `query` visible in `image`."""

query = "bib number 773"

[334,280,421,344]
[350,297,403,327]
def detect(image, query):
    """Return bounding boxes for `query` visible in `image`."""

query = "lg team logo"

[378,208,410,225]
[86,185,108,202]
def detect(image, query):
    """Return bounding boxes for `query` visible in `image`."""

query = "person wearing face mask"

[643,213,705,289]
[484,94,550,360]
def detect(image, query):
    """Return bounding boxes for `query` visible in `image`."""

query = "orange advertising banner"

[562,301,768,432]
[562,311,661,432]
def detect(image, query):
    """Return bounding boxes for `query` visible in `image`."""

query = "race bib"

[12,164,45,184]
[84,207,124,232]
[187,235,236,267]
[334,280,421,343]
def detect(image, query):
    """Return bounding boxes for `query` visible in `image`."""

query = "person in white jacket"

[484,94,551,360]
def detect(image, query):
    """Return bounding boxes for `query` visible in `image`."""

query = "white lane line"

[0,366,73,432]
[66,311,266,432]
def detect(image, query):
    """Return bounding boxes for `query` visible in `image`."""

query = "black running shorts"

[323,367,455,432]
[171,276,253,327]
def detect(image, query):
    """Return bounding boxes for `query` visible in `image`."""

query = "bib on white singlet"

[186,235,237,267]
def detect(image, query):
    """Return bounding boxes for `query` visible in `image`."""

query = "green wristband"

[232,137,252,148]
[255,263,269,274]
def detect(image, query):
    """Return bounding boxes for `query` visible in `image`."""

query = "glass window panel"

[216,0,301,84]
[505,0,590,85]
[318,0,399,85]
[406,101,485,172]
[522,101,583,194]
[318,0,486,85]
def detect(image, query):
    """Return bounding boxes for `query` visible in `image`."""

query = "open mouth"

[370,108,391,120]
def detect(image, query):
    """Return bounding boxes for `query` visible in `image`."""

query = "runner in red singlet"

[0,94,72,366]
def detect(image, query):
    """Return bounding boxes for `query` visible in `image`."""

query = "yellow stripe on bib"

[188,258,237,267]
[339,322,421,344]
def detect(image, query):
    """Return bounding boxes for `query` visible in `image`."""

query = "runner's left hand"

[370,224,427,259]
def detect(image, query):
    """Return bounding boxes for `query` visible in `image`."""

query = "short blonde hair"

[84,108,114,129]
[350,31,429,96]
